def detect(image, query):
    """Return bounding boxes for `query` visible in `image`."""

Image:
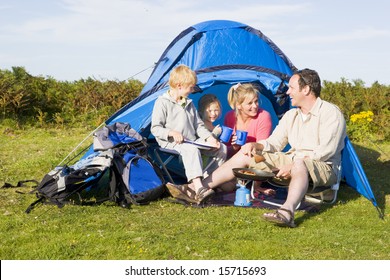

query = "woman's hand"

[230,134,237,145]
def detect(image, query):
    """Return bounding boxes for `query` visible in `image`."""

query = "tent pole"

[129,64,156,80]
[57,122,106,166]
[376,206,385,219]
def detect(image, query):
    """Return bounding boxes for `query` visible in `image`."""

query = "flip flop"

[263,208,296,228]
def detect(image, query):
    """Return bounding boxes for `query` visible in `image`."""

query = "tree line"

[0,67,143,128]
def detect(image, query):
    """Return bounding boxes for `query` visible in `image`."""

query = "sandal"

[166,183,197,204]
[263,208,296,228]
[195,186,215,204]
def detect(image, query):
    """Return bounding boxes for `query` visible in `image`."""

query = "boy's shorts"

[249,151,337,188]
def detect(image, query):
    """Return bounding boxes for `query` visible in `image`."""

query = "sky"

[1,0,389,85]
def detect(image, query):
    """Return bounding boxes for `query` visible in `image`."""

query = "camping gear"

[233,167,283,208]
[233,168,256,207]
[93,122,166,205]
[235,130,248,146]
[112,147,165,205]
[79,19,379,216]
[153,146,217,184]
[234,183,252,207]
[220,126,233,143]
[93,122,145,151]
[93,122,165,205]
[26,122,165,213]
[232,168,275,181]
[26,150,115,213]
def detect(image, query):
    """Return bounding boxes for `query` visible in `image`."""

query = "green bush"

[0,67,143,128]
[322,79,389,142]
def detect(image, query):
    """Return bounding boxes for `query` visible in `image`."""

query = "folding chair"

[250,159,342,207]
[153,147,217,184]
[304,161,342,204]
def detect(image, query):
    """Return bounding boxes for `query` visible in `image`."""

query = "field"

[1,126,389,261]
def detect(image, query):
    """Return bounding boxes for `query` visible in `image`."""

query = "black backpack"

[25,150,116,213]
[23,122,166,213]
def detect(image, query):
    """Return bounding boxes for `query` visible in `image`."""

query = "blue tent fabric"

[342,137,378,208]
[106,20,294,126]
[100,20,378,212]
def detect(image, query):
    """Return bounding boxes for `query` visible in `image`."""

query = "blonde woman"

[224,83,272,157]
[224,83,274,195]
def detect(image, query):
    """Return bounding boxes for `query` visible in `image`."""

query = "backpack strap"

[25,197,45,214]
[110,153,140,206]
[1,180,39,189]
[125,155,162,206]
[81,168,123,206]
[2,180,40,196]
[108,158,135,207]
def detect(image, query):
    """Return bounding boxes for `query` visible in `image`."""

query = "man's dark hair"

[294,68,321,97]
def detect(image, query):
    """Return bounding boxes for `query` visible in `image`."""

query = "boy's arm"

[151,99,170,141]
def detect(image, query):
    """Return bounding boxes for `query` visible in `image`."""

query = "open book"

[183,139,215,150]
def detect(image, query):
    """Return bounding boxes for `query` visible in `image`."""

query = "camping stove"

[234,178,252,207]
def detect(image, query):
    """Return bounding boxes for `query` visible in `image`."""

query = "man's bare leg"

[264,159,309,222]
[283,159,309,211]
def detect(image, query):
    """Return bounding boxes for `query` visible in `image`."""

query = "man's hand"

[240,142,259,158]
[241,142,264,157]
[276,164,293,179]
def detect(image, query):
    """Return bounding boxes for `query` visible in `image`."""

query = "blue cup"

[235,130,248,146]
[219,126,233,143]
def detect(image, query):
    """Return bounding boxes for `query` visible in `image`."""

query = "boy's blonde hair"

[169,65,197,89]
[198,94,222,120]
[227,83,259,110]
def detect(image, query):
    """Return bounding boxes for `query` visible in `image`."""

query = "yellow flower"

[350,111,374,123]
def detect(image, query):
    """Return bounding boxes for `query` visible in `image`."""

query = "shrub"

[0,67,144,128]
[347,111,374,142]
[322,79,389,142]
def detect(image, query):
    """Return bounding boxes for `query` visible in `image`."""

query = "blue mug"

[235,130,248,146]
[220,126,233,143]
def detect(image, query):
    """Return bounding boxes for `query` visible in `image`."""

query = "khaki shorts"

[249,151,336,188]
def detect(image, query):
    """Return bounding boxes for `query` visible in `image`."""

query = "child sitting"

[151,65,227,204]
[198,93,223,137]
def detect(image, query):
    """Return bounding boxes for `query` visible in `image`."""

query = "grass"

[0,126,389,260]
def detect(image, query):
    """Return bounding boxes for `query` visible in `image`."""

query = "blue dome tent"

[86,20,380,215]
